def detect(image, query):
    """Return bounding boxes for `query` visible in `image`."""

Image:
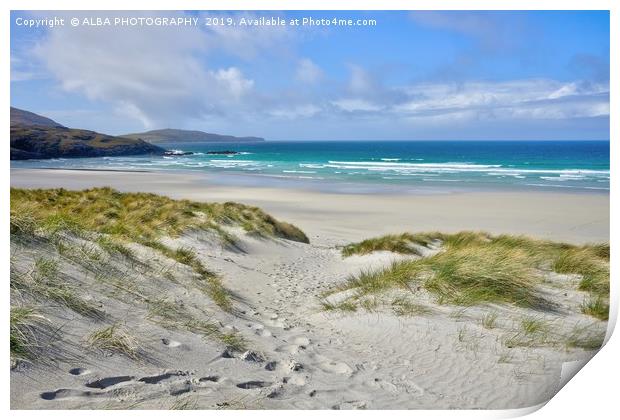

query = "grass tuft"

[391,297,432,316]
[87,324,140,359]
[10,305,49,365]
[11,258,103,319]
[581,296,609,321]
[480,312,498,329]
[565,323,606,350]
[331,231,609,312]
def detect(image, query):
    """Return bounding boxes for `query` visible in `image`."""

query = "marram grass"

[10,187,308,243]
[337,231,609,316]
[11,187,309,311]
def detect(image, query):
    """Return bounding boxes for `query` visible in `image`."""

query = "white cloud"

[296,58,323,84]
[332,98,383,113]
[23,12,608,138]
[269,104,321,119]
[348,64,375,94]
[213,67,254,99]
[30,11,286,129]
[390,79,609,120]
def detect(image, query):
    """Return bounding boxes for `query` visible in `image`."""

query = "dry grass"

[502,317,553,349]
[564,323,606,350]
[11,187,308,312]
[87,324,140,359]
[480,312,499,329]
[10,305,50,365]
[10,187,308,243]
[391,297,432,317]
[147,298,245,351]
[11,257,103,319]
[580,296,609,321]
[334,231,609,314]
[341,232,438,257]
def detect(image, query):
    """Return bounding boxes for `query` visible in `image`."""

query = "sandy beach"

[10,168,610,245]
[10,168,610,410]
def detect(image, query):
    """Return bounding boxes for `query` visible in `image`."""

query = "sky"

[10,10,610,140]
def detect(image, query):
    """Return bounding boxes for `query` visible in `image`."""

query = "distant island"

[121,128,265,144]
[10,107,164,160]
[9,108,264,161]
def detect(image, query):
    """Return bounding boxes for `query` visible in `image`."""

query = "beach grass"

[10,305,49,364]
[480,312,499,329]
[391,297,432,317]
[580,296,609,321]
[336,232,609,314]
[147,297,245,351]
[564,323,606,350]
[11,257,104,319]
[341,233,437,257]
[87,324,140,359]
[10,187,308,243]
[10,187,309,312]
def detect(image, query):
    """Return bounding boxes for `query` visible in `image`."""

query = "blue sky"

[10,10,609,140]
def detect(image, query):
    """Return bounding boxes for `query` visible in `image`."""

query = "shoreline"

[10,166,610,196]
[11,168,610,245]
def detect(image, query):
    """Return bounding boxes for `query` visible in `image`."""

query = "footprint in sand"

[41,389,97,401]
[138,371,188,384]
[333,400,368,409]
[248,323,273,337]
[68,367,91,376]
[169,382,192,396]
[268,319,288,329]
[265,360,303,372]
[316,360,353,375]
[366,378,399,394]
[161,338,187,349]
[236,380,273,390]
[256,329,273,337]
[85,376,134,389]
[198,375,220,383]
[282,375,306,386]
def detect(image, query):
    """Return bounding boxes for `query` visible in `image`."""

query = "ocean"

[12,140,610,193]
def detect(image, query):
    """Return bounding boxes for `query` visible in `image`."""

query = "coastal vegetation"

[10,187,307,366]
[10,187,309,244]
[333,231,609,320]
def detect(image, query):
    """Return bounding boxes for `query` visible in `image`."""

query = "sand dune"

[10,226,606,409]
[9,171,609,409]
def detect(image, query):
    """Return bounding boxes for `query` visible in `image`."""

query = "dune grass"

[147,297,245,351]
[11,257,103,319]
[580,296,609,321]
[11,187,307,312]
[341,232,439,257]
[336,232,609,315]
[391,297,432,317]
[564,323,606,350]
[480,312,499,329]
[10,187,308,243]
[87,324,140,359]
[140,241,231,311]
[10,305,50,365]
[501,317,553,348]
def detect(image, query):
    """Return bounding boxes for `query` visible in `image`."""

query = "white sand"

[10,168,609,409]
[10,168,610,245]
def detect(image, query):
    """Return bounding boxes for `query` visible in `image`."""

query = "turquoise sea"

[11,141,610,193]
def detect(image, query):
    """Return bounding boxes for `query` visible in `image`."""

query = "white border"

[2,1,617,419]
